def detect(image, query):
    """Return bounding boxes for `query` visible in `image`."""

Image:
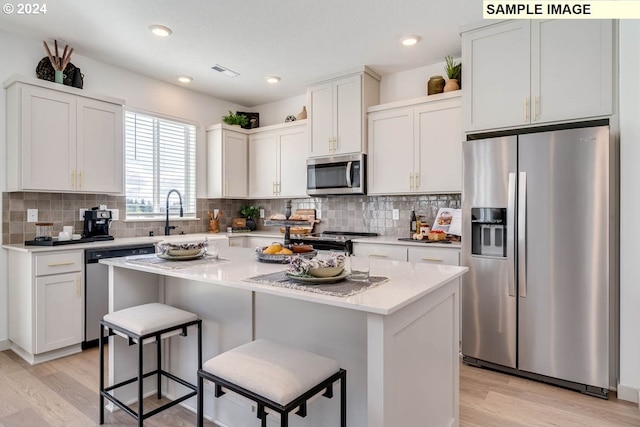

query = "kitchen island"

[100,245,467,427]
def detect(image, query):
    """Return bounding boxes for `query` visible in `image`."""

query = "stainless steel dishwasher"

[84,244,156,349]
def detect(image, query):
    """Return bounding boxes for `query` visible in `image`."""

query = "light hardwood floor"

[1,347,639,426]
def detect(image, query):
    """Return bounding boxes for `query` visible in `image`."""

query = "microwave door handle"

[346,161,353,187]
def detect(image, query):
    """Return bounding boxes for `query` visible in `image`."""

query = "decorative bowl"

[156,240,207,257]
[308,266,344,278]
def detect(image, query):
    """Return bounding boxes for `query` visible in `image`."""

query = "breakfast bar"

[100,245,467,427]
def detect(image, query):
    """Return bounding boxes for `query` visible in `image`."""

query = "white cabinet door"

[334,75,362,155]
[277,126,308,198]
[77,97,124,193]
[407,246,460,266]
[414,100,462,193]
[223,130,248,198]
[532,19,612,123]
[367,108,414,195]
[249,132,278,198]
[462,20,531,132]
[35,272,83,353]
[21,85,77,191]
[352,243,407,261]
[308,82,334,157]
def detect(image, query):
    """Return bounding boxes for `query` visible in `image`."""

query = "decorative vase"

[443,79,460,92]
[296,106,307,120]
[427,75,445,95]
[246,217,257,231]
[54,70,64,84]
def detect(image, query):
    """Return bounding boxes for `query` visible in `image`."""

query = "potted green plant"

[222,110,249,127]
[240,205,260,231]
[444,55,461,92]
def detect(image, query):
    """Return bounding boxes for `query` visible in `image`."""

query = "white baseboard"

[0,339,10,352]
[617,382,639,406]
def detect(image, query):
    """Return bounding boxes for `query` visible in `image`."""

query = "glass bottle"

[410,208,417,236]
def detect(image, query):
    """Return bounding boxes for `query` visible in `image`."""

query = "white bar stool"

[99,302,202,427]
[197,339,346,427]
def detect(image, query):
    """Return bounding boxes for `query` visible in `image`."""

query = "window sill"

[123,217,201,223]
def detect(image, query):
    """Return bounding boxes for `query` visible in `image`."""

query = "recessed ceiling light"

[265,75,281,84]
[401,36,420,46]
[178,76,192,83]
[149,24,172,37]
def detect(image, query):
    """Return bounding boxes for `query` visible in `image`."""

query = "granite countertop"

[100,245,467,316]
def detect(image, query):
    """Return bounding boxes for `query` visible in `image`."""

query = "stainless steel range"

[290,231,378,254]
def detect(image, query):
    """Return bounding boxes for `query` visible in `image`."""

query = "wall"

[618,20,640,404]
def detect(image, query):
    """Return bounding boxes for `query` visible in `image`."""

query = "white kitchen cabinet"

[4,75,124,193]
[367,93,462,195]
[248,121,308,198]
[207,124,248,198]
[462,19,613,132]
[407,246,460,266]
[307,67,380,157]
[351,242,407,262]
[8,249,84,364]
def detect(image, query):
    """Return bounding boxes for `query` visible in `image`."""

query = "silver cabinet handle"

[369,254,388,258]
[48,261,75,267]
[507,172,516,297]
[421,257,443,262]
[518,172,527,298]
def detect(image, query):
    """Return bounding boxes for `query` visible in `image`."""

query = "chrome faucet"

[165,189,184,235]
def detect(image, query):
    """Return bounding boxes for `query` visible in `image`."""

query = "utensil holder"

[209,219,219,233]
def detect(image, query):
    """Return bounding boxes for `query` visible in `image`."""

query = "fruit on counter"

[277,248,293,255]
[263,243,283,254]
[427,230,447,241]
[292,244,314,253]
[412,233,424,240]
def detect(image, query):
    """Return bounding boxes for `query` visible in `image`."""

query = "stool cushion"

[202,339,340,406]
[103,303,197,336]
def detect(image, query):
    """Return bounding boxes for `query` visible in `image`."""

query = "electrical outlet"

[27,209,38,222]
[111,209,119,221]
[392,209,399,220]
[259,208,265,219]
[79,208,87,220]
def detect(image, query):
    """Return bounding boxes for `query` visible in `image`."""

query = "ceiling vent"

[211,64,240,77]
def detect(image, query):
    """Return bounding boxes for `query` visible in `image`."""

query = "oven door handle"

[346,161,353,188]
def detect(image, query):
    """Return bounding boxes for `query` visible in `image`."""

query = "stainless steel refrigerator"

[461,123,616,398]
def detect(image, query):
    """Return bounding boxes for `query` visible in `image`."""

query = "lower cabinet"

[407,246,460,266]
[352,242,461,265]
[8,249,84,364]
[351,242,407,261]
[227,235,283,249]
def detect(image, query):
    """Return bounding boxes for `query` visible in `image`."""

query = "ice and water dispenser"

[471,208,507,257]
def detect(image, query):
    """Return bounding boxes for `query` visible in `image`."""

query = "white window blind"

[125,111,196,218]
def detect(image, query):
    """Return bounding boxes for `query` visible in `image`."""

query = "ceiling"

[0,0,482,107]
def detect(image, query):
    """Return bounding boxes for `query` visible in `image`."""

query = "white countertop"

[99,245,467,316]
[352,235,462,249]
[0,231,285,253]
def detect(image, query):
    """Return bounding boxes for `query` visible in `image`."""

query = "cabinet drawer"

[35,252,83,276]
[407,247,459,266]
[352,243,406,261]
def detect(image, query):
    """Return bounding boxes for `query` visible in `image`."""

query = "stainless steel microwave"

[306,153,365,196]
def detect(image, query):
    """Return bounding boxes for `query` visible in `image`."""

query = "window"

[125,111,196,219]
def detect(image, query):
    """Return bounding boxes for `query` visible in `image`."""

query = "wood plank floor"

[1,347,639,426]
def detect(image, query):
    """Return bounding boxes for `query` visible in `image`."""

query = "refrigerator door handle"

[518,171,527,298]
[507,172,516,297]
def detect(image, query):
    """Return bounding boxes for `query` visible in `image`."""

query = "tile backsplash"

[2,192,460,244]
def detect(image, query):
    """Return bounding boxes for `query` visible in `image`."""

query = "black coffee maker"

[83,207,114,240]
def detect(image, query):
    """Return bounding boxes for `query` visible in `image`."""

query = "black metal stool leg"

[157,336,162,400]
[99,322,105,425]
[138,339,144,427]
[341,370,347,427]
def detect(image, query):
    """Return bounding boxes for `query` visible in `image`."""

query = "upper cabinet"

[368,93,462,195]
[4,76,124,194]
[307,67,380,157]
[207,124,248,199]
[248,121,308,198]
[462,20,613,132]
